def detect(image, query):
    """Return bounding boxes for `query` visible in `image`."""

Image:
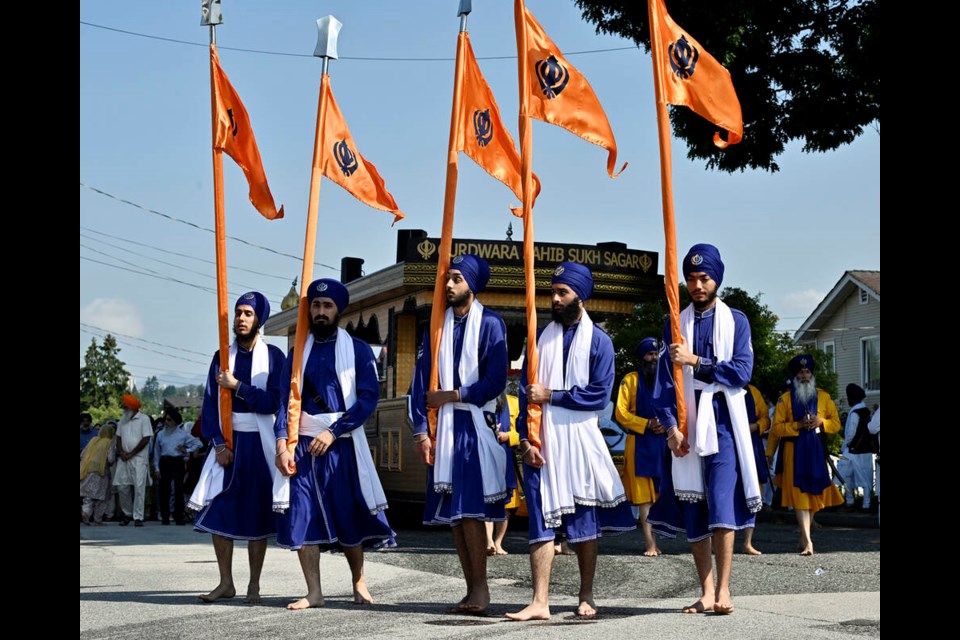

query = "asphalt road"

[80,512,880,639]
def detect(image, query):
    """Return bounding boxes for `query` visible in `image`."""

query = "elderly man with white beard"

[771,354,844,555]
[113,394,155,527]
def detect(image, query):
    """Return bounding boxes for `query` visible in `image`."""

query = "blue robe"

[411,306,508,524]
[647,306,756,542]
[517,320,636,544]
[631,376,667,482]
[274,333,395,550]
[193,342,286,540]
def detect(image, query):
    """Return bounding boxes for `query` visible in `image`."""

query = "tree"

[575,0,880,172]
[79,335,131,414]
[605,286,836,400]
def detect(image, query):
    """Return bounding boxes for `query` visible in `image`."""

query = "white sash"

[537,312,625,528]
[298,329,388,515]
[434,302,507,503]
[188,339,290,513]
[671,300,761,512]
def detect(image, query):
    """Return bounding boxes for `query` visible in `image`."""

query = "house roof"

[163,396,203,410]
[794,270,880,343]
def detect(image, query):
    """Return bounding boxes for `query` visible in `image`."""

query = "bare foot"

[457,586,489,615]
[495,546,509,555]
[799,544,814,556]
[505,603,551,621]
[557,542,576,556]
[742,545,763,556]
[353,583,373,605]
[486,545,497,556]
[198,583,236,603]
[244,586,262,604]
[642,546,661,557]
[713,587,733,614]
[577,598,597,619]
[287,593,324,610]
[681,598,714,614]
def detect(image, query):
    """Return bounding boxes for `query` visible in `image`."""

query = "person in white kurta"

[113,394,154,525]
[842,384,874,511]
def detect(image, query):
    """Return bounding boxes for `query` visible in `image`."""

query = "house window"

[861,336,880,392]
[822,341,836,373]
[859,288,869,305]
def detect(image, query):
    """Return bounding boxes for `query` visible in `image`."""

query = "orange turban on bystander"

[121,394,141,411]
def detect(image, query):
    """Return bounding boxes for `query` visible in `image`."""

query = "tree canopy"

[79,335,131,415]
[605,286,837,401]
[576,0,880,172]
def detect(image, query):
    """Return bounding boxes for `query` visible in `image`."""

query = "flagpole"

[204,1,234,449]
[647,0,687,440]
[426,0,471,453]
[283,15,342,467]
[515,0,542,447]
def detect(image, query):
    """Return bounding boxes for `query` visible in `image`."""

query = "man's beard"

[310,313,340,339]
[794,375,817,406]
[551,297,582,325]
[693,289,718,311]
[120,409,133,423]
[642,360,657,387]
[446,289,471,311]
[234,322,260,342]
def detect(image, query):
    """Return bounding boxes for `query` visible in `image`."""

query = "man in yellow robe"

[771,354,844,555]
[615,337,666,556]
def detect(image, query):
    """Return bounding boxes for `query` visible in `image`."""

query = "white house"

[794,271,880,411]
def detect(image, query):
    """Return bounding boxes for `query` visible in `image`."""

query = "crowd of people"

[80,243,879,618]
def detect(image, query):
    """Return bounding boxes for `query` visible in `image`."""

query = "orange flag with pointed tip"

[651,0,743,147]
[210,45,284,220]
[319,76,406,225]
[518,5,626,178]
[456,33,541,214]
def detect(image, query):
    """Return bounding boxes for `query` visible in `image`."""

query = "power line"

[80,325,210,367]
[80,322,211,358]
[80,226,294,282]
[81,255,217,294]
[80,238,279,297]
[123,361,206,379]
[80,183,339,272]
[80,20,638,61]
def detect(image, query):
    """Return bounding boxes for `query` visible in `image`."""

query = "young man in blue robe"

[191,292,286,604]
[411,254,508,615]
[647,244,760,616]
[507,262,635,621]
[274,279,395,610]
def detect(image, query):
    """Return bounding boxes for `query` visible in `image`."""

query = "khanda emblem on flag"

[473,109,493,148]
[535,55,569,99]
[333,139,359,177]
[668,35,699,80]
[226,109,238,136]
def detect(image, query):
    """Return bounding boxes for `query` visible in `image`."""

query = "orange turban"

[121,394,141,411]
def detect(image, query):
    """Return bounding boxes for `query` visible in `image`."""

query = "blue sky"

[80,1,880,388]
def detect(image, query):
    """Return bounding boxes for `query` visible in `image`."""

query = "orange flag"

[456,33,540,213]
[518,4,626,178]
[210,45,284,220]
[650,0,743,147]
[319,76,406,225]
